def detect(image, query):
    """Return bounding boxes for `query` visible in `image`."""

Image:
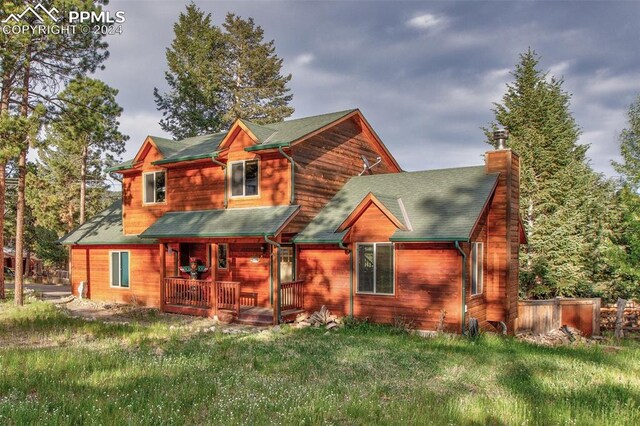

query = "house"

[59,109,523,333]
[3,247,43,277]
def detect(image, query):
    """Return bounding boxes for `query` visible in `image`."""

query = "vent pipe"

[493,128,509,149]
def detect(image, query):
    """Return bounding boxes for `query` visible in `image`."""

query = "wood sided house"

[60,109,524,333]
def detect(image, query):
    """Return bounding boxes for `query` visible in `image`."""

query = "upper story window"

[143,171,166,204]
[471,242,483,295]
[357,243,394,295]
[230,160,259,197]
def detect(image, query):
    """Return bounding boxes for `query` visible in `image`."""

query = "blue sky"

[97,0,640,177]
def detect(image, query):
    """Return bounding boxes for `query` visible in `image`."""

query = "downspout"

[339,241,353,317]
[211,156,228,208]
[454,241,467,335]
[264,234,281,323]
[278,146,295,205]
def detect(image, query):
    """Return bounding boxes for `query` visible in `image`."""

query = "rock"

[296,321,311,328]
[295,312,309,323]
[208,326,216,333]
[326,322,339,330]
[272,325,282,333]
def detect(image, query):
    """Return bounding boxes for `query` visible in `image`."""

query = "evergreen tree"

[488,49,612,298]
[154,5,294,139]
[1,0,109,305]
[44,76,127,224]
[221,13,294,126]
[153,4,227,139]
[607,94,640,300]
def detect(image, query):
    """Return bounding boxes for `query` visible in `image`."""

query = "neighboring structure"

[60,109,523,332]
[3,247,43,277]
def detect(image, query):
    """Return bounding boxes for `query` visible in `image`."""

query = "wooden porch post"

[211,243,217,318]
[272,244,279,325]
[159,243,166,312]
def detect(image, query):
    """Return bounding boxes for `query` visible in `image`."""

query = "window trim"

[355,242,395,296]
[142,170,167,205]
[471,242,483,296]
[217,243,228,270]
[109,250,131,289]
[228,159,260,199]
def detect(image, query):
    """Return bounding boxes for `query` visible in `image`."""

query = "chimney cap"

[493,128,509,149]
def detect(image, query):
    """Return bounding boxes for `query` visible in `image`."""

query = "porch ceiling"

[139,205,300,239]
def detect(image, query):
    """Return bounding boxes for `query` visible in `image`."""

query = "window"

[357,243,394,295]
[110,251,130,288]
[280,246,294,283]
[143,171,166,204]
[471,242,483,295]
[230,160,259,197]
[217,243,228,269]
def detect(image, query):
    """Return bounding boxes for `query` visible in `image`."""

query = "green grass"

[1,300,639,425]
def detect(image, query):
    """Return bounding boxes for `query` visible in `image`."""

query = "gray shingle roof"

[58,200,155,245]
[139,205,300,239]
[294,166,498,243]
[152,133,227,165]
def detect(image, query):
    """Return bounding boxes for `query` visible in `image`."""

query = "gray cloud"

[95,0,640,177]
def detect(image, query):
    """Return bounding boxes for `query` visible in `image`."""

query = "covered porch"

[140,205,303,325]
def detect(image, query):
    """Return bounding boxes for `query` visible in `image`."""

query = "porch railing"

[164,277,211,309]
[215,281,241,317]
[281,280,304,311]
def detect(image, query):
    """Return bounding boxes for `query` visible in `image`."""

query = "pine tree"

[488,49,612,297]
[153,4,227,139]
[221,13,294,126]
[45,76,127,224]
[1,0,109,305]
[154,6,294,139]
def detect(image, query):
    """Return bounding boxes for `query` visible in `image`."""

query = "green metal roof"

[294,166,499,243]
[140,205,300,239]
[58,200,156,245]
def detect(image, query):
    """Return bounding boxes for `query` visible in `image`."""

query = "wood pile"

[516,325,593,346]
[601,300,640,333]
[294,306,341,330]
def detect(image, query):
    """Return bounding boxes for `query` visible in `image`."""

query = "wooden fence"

[516,298,601,337]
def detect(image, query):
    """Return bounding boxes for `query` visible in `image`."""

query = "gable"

[338,193,407,232]
[346,202,399,243]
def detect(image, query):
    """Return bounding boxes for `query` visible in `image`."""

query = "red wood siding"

[298,242,463,332]
[485,150,520,332]
[71,245,161,306]
[298,245,351,316]
[290,117,399,233]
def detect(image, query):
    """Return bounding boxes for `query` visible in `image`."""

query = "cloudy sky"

[96,0,640,177]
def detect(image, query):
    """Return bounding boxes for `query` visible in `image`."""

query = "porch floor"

[223,306,304,325]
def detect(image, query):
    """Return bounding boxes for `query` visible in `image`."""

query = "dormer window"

[230,160,259,197]
[143,171,166,204]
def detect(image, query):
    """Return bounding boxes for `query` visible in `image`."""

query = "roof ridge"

[273,108,357,125]
[351,165,486,180]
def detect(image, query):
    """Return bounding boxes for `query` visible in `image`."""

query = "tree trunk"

[79,145,87,225]
[0,67,11,301]
[14,47,30,306]
[14,147,27,306]
[0,162,4,300]
[615,298,627,340]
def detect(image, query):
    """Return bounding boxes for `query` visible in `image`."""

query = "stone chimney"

[484,131,520,333]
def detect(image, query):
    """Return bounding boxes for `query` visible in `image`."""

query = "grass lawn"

[0,300,639,425]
